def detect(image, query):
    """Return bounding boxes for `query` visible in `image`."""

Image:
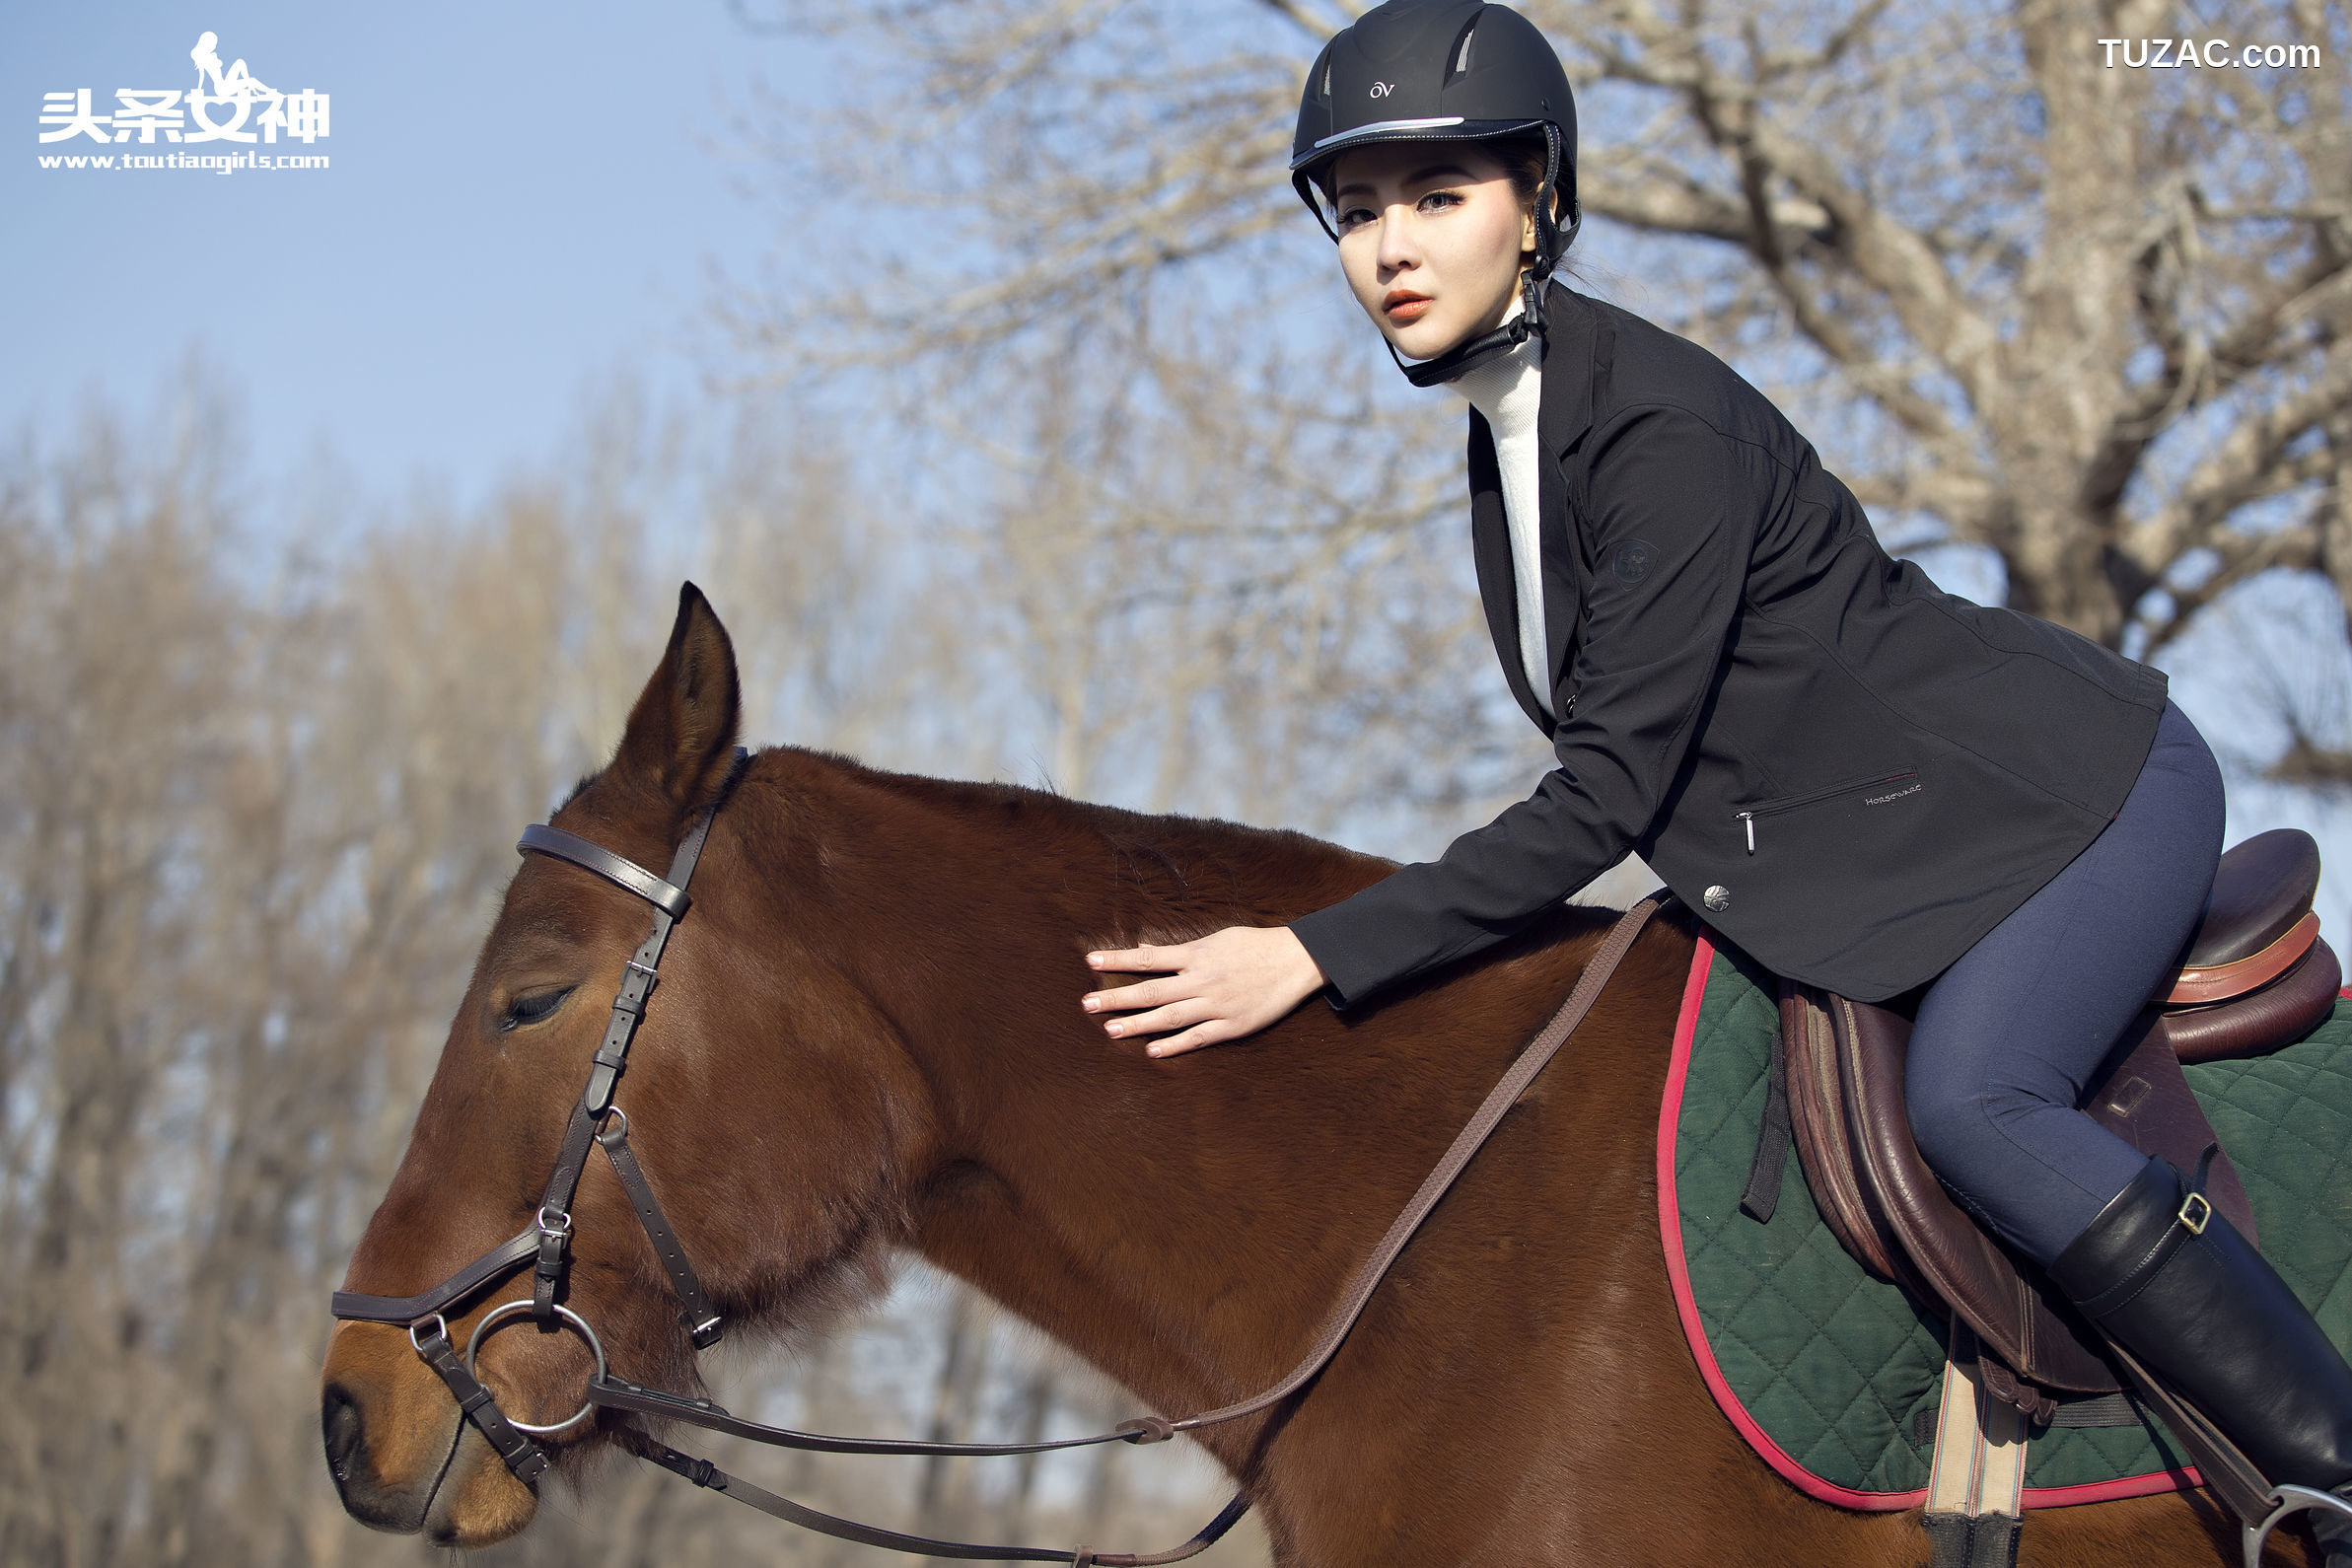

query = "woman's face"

[1330,142,1532,362]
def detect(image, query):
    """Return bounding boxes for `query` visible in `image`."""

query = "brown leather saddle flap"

[1778,988,1926,1294]
[1782,983,2261,1408]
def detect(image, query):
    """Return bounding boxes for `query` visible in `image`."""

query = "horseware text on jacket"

[1286,284,2168,1007]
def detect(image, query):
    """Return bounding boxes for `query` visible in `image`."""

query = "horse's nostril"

[321,1381,366,1485]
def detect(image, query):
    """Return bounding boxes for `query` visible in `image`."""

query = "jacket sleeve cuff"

[1286,904,1389,1011]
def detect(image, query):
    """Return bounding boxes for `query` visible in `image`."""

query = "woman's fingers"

[1077,926,1327,1057]
[1082,978,1177,1014]
[1086,943,1186,974]
[1101,998,1216,1039]
[1147,1020,1244,1058]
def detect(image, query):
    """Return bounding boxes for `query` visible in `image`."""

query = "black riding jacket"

[1288,284,2167,1005]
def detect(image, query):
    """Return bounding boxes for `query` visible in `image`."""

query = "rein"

[331,756,1671,1563]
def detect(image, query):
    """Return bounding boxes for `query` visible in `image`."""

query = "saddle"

[1766,829,2341,1420]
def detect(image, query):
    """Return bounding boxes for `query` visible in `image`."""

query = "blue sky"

[5,1,820,508]
[11,2,2350,931]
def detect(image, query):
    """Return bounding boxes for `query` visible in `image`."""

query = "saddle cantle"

[2161,828,2337,1061]
[1778,829,2340,1418]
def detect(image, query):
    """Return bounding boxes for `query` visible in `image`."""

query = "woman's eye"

[500,987,576,1032]
[1335,206,1373,231]
[1417,189,1463,213]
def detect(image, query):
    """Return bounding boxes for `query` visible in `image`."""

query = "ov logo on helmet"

[1369,81,1393,96]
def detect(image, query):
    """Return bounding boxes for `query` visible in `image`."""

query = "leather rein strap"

[592,891,1670,1568]
[328,766,1669,1565]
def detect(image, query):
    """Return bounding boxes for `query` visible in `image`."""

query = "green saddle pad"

[1661,929,2352,1509]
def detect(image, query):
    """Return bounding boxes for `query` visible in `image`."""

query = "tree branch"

[1578,152,1828,247]
[2138,519,2324,655]
[2109,252,2352,442]
[2130,341,2352,569]
[1254,0,1357,38]
[1591,0,2010,421]
[1740,118,2008,418]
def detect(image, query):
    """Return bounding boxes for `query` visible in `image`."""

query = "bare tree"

[737,0,2352,666]
[1569,0,2350,656]
[0,372,1273,1566]
[926,320,1522,835]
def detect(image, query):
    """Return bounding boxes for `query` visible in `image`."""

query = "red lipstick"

[1383,288,1433,323]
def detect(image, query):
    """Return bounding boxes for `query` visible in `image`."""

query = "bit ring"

[464,1300,608,1435]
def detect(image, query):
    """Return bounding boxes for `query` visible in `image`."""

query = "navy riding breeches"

[1903,700,2227,1266]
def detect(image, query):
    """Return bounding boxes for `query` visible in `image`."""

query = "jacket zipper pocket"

[1734,771,1916,854]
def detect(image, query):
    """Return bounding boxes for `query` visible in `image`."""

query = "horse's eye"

[500,987,576,1033]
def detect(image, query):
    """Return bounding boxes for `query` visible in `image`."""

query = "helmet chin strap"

[1385,123,1575,390]
[1390,269,1544,389]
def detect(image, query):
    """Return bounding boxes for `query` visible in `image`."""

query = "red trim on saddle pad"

[1656,930,2202,1511]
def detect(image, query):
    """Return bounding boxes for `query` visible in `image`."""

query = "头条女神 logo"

[38,31,328,150]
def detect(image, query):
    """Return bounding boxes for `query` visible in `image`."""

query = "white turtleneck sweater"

[1441,294,1550,719]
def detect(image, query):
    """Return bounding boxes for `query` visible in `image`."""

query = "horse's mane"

[745,745,1394,948]
[752,745,1369,863]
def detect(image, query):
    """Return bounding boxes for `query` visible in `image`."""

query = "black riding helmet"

[1290,0,1580,387]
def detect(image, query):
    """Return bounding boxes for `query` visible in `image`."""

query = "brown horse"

[321,586,2291,1564]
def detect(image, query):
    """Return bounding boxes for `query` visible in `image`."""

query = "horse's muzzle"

[321,1377,441,1533]
[321,1320,540,1546]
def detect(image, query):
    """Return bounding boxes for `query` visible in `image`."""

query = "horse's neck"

[909,1012,1406,1447]
[784,767,1481,1448]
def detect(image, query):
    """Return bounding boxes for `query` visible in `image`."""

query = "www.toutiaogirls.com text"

[35,149,326,173]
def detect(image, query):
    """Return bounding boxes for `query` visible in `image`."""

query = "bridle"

[331,748,1671,1563]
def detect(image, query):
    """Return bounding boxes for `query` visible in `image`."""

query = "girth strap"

[1739,1015,1793,1223]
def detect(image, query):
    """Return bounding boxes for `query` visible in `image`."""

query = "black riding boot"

[2049,1154,2352,1492]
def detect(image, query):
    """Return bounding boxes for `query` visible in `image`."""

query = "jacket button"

[1703,885,1732,911]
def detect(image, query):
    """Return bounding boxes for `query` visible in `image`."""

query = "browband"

[520,823,690,918]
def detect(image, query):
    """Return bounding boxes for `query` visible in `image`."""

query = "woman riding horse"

[1079,0,2352,1519]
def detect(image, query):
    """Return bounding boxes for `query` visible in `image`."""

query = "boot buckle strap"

[2178,1190,2213,1236]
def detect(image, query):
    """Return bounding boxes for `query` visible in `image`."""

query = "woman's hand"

[1082,926,1328,1057]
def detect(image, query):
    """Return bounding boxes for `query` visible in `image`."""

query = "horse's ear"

[610,583,742,813]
